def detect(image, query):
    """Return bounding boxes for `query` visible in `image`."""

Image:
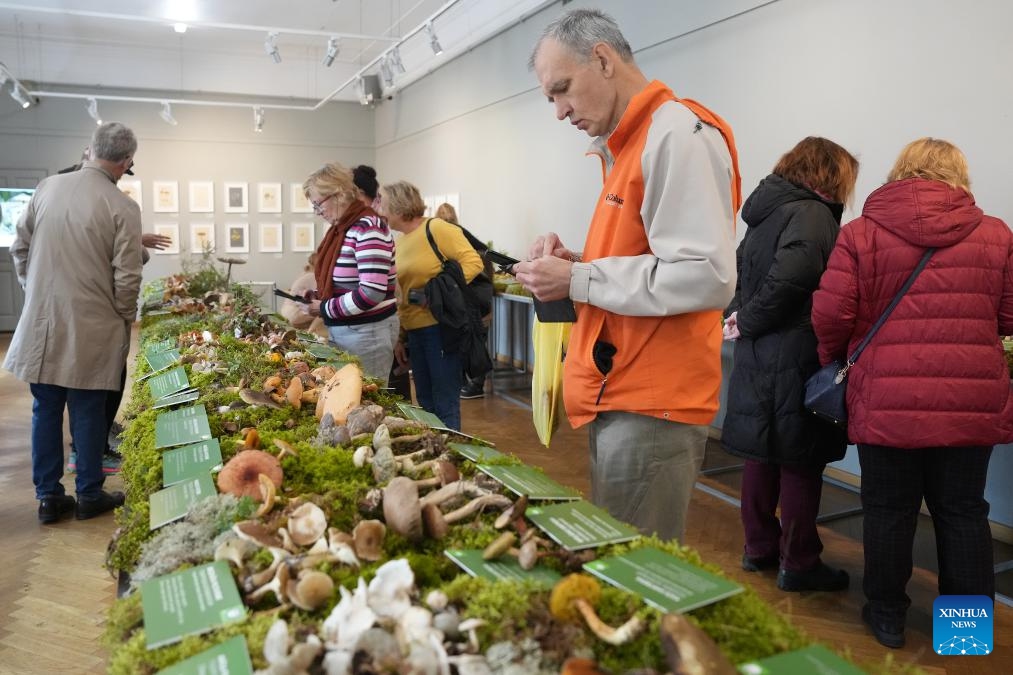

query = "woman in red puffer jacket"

[812,138,1013,650]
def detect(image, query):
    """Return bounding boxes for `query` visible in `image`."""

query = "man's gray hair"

[529,8,633,69]
[90,122,137,163]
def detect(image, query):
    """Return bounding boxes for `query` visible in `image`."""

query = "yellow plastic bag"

[531,318,571,447]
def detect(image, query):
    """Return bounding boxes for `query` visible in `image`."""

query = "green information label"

[146,348,182,373]
[150,473,218,530]
[477,464,581,501]
[583,546,743,614]
[526,500,640,550]
[305,343,342,360]
[156,635,253,675]
[155,405,213,449]
[445,549,561,588]
[146,338,176,354]
[162,439,224,487]
[153,389,200,410]
[140,561,246,650]
[396,403,444,427]
[737,645,867,675]
[149,366,191,400]
[448,442,505,462]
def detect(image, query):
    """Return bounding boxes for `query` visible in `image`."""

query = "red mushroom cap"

[217,449,283,500]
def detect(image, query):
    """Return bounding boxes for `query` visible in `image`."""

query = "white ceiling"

[0,0,554,108]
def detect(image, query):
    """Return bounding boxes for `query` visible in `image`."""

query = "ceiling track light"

[10,83,32,109]
[159,100,177,126]
[86,96,102,125]
[264,32,281,63]
[426,22,442,56]
[253,106,264,133]
[322,36,340,67]
[379,56,394,88]
[389,46,406,74]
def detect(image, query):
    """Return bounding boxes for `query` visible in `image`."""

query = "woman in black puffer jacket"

[722,137,858,593]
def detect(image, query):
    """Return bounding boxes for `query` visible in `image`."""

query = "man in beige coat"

[4,122,144,523]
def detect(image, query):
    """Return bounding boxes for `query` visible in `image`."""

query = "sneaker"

[66,451,121,475]
[460,381,485,399]
[862,603,906,649]
[38,494,76,524]
[75,490,126,520]
[742,553,779,572]
[777,562,849,592]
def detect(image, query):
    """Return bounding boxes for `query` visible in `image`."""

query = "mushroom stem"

[419,480,495,509]
[443,494,512,524]
[572,598,644,646]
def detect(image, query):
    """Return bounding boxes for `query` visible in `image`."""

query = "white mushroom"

[367,558,415,620]
[263,618,290,666]
[458,618,486,654]
[322,577,377,651]
[247,560,290,605]
[288,502,328,547]
[214,536,254,570]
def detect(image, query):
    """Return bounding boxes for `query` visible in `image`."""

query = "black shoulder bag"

[804,247,935,428]
[423,220,493,379]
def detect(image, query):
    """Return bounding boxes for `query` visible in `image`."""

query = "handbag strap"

[423,218,446,263]
[846,247,935,368]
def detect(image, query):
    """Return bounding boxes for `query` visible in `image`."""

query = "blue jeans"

[328,314,400,386]
[407,324,462,430]
[30,383,107,500]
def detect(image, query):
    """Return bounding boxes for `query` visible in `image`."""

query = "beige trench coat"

[3,162,143,390]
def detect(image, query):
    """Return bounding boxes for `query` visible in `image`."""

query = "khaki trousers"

[589,411,707,542]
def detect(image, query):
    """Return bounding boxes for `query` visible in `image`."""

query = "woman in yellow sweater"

[379,181,483,430]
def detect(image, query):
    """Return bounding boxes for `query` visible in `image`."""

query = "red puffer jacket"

[812,177,1013,448]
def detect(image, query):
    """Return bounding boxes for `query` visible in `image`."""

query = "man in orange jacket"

[514,8,740,542]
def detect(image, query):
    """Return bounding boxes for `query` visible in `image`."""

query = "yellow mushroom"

[549,574,644,646]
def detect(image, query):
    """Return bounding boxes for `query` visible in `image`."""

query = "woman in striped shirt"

[304,162,399,385]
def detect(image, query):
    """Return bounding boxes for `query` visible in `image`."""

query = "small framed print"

[152,223,180,255]
[258,182,282,213]
[259,222,283,253]
[190,223,216,254]
[291,221,315,252]
[152,180,180,213]
[119,179,142,209]
[224,182,248,213]
[224,223,249,253]
[188,181,214,213]
[290,183,312,213]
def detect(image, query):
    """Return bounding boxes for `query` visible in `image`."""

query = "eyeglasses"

[311,193,336,214]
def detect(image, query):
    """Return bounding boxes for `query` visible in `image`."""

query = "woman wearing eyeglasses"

[304,162,399,385]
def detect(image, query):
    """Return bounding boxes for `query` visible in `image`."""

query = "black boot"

[777,562,849,592]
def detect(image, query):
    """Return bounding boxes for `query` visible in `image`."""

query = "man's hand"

[513,255,573,302]
[528,231,579,261]
[722,311,740,341]
[142,232,172,250]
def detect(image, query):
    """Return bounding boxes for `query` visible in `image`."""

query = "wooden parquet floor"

[0,338,1009,674]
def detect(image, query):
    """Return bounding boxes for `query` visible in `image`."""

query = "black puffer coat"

[721,174,847,465]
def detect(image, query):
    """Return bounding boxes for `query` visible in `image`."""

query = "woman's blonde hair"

[435,202,458,224]
[303,162,357,204]
[380,181,426,220]
[887,138,970,192]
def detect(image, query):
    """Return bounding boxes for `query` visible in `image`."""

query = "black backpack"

[423,219,493,316]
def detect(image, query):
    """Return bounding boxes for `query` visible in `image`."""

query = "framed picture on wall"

[291,221,315,252]
[152,181,180,213]
[290,183,312,213]
[188,181,214,213]
[119,179,142,210]
[259,222,283,253]
[258,182,282,213]
[223,182,248,213]
[152,223,180,254]
[224,223,249,253]
[190,223,216,254]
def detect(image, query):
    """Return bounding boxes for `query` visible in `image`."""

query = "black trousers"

[858,443,994,622]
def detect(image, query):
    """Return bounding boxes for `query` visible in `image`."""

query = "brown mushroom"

[494,495,529,529]
[660,612,737,675]
[482,532,517,561]
[286,377,303,409]
[352,519,386,561]
[254,473,277,517]
[421,503,449,540]
[218,450,283,500]
[286,570,334,611]
[273,438,299,460]
[316,363,363,422]
[382,476,422,542]
[239,387,284,409]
